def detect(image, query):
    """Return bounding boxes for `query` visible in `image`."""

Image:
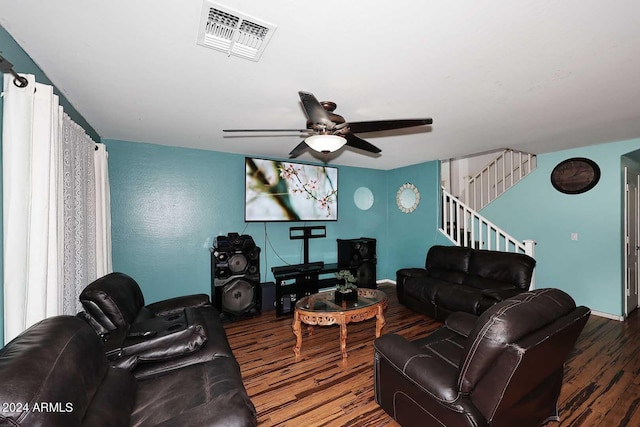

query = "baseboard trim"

[377,279,396,286]
[590,310,624,321]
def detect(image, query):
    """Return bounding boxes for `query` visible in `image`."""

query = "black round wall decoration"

[550,157,601,194]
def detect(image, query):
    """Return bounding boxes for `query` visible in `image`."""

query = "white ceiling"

[1,0,639,170]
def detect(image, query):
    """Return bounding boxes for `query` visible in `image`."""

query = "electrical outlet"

[571,233,579,241]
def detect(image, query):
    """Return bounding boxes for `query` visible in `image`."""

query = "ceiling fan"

[223,91,433,158]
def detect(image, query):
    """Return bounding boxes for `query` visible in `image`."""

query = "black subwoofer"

[211,233,261,320]
[337,238,377,288]
[214,276,260,317]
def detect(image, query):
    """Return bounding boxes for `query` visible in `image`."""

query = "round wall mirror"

[397,183,420,213]
[354,187,374,210]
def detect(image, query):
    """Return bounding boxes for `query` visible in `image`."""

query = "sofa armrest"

[146,294,211,316]
[105,308,208,368]
[374,334,460,403]
[445,312,477,337]
[396,268,429,288]
[481,287,524,301]
[130,307,234,380]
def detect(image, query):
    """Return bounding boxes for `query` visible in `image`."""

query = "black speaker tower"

[337,238,377,288]
[211,233,261,321]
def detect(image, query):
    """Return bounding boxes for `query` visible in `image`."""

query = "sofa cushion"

[426,245,471,275]
[463,274,515,291]
[467,249,535,290]
[435,285,483,314]
[130,356,257,426]
[427,268,468,285]
[82,367,137,427]
[403,276,453,304]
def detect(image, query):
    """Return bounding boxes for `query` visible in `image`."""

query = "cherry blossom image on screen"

[245,157,338,221]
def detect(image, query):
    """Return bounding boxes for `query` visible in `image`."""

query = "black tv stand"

[271,262,344,316]
[296,261,324,272]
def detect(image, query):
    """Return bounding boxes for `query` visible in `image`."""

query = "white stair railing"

[441,187,535,258]
[465,149,536,211]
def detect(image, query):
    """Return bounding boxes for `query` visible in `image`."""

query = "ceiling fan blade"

[223,128,308,132]
[341,118,433,134]
[298,91,332,126]
[345,134,381,154]
[289,141,309,158]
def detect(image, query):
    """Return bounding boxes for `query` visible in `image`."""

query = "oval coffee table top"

[295,288,387,313]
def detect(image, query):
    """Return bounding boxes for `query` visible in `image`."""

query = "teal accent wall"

[105,139,409,302]
[0,26,98,344]
[382,161,447,279]
[480,138,640,316]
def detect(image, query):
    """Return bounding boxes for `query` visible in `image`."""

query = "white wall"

[441,151,503,197]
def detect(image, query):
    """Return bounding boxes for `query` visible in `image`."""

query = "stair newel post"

[523,239,536,258]
[523,239,536,289]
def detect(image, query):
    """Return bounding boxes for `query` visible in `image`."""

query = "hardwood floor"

[224,284,640,426]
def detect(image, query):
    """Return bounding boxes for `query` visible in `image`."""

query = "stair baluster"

[465,149,536,211]
[440,187,535,258]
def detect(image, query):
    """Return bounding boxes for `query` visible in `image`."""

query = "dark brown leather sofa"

[374,288,590,427]
[0,315,257,426]
[397,245,536,321]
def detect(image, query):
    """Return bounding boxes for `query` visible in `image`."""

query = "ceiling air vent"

[196,2,277,62]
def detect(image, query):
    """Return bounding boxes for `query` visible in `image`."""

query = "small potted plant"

[334,270,358,303]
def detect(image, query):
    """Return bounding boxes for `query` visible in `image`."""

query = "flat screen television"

[245,157,338,222]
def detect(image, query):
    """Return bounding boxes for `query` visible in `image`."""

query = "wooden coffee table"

[292,288,387,359]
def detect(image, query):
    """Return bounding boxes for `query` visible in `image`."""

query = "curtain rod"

[0,54,29,88]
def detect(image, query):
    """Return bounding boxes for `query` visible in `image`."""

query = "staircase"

[440,148,536,256]
[441,187,535,257]
[464,149,536,211]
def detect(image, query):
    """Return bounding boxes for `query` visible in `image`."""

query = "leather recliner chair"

[78,272,228,379]
[373,288,590,427]
[79,271,211,335]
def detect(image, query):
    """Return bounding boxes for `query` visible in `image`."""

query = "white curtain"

[2,74,112,344]
[95,143,112,278]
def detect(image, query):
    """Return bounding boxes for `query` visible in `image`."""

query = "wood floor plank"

[224,284,640,426]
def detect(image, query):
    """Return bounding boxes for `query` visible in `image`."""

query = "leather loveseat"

[0,315,257,426]
[374,288,590,427]
[397,245,536,321]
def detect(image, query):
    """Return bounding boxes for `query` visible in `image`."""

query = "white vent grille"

[197,2,276,62]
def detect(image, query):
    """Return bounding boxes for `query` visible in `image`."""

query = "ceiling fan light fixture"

[304,134,347,153]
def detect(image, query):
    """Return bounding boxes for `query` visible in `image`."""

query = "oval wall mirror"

[397,183,420,213]
[354,187,374,210]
